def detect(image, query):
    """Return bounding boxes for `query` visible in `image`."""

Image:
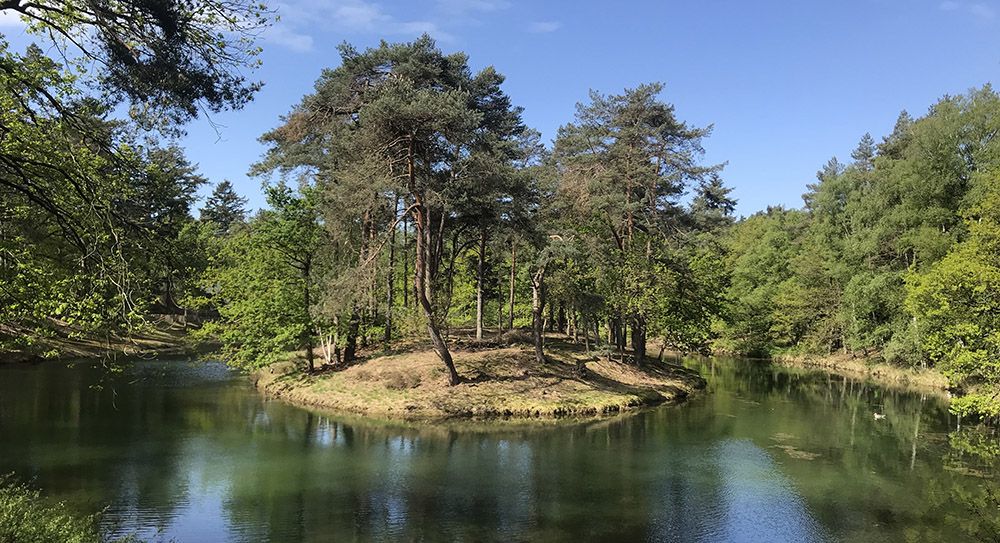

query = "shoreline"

[0,326,199,365]
[768,352,949,394]
[254,341,707,423]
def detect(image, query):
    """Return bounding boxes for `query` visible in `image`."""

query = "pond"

[0,356,995,542]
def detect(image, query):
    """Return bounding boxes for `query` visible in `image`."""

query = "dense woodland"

[720,92,1000,417]
[0,1,998,421]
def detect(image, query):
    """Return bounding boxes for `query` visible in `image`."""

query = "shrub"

[0,474,106,543]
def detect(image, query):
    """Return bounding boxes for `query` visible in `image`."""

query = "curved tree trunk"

[414,208,460,385]
[385,196,398,344]
[531,266,546,364]
[407,137,459,385]
[402,216,410,308]
[302,258,315,373]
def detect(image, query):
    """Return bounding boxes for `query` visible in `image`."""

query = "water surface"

[0,356,995,542]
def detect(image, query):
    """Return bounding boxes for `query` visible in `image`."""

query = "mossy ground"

[254,333,706,422]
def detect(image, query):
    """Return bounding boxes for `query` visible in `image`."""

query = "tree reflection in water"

[0,357,997,542]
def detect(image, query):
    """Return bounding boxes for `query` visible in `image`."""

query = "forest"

[1,7,998,419]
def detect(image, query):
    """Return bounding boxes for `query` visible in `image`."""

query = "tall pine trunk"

[402,216,409,308]
[507,241,516,331]
[343,307,360,362]
[414,207,460,385]
[572,307,578,343]
[302,258,314,373]
[475,229,486,340]
[630,316,646,365]
[385,196,398,344]
[496,290,503,337]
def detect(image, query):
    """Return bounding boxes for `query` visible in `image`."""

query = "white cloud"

[265,23,315,52]
[392,20,454,42]
[265,0,468,51]
[527,20,561,33]
[436,0,511,14]
[432,0,510,29]
[969,2,996,19]
[939,0,996,20]
[333,1,388,29]
[396,20,437,33]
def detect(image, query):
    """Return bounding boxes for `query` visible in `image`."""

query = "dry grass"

[772,352,949,392]
[255,336,706,423]
[0,321,193,363]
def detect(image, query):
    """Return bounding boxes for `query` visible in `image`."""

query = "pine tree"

[201,180,248,233]
[803,157,844,210]
[253,36,530,385]
[878,111,914,159]
[850,133,876,171]
[553,83,723,361]
[691,173,738,230]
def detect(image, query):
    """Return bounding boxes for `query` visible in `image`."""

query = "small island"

[255,333,706,422]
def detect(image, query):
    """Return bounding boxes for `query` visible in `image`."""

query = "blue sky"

[4,1,999,216]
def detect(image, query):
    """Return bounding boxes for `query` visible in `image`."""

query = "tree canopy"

[0,0,268,352]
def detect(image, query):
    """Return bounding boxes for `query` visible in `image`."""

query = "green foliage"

[248,35,534,377]
[715,207,807,355]
[7,0,269,125]
[690,174,737,231]
[197,227,305,370]
[652,237,730,352]
[201,180,248,233]
[196,184,323,371]
[0,0,268,355]
[948,427,1000,461]
[715,85,1000,417]
[907,184,1000,416]
[550,83,730,356]
[0,474,108,543]
[0,42,205,349]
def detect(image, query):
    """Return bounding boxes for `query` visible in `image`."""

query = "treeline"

[715,88,1000,417]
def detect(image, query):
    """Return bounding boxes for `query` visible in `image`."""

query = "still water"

[0,356,996,542]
